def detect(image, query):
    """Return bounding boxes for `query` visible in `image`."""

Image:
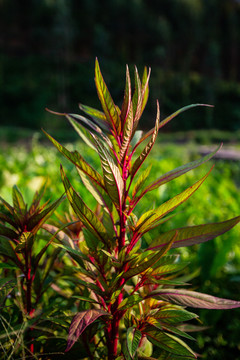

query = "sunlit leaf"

[94,136,124,207]
[146,328,196,358]
[138,144,222,198]
[130,101,160,179]
[95,58,121,135]
[61,166,109,246]
[79,103,111,132]
[135,168,212,234]
[118,294,143,310]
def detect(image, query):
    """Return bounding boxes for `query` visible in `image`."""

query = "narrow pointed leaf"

[146,329,196,358]
[79,103,111,132]
[0,236,22,267]
[150,288,240,309]
[141,67,151,114]
[0,224,18,240]
[66,309,110,352]
[132,66,143,136]
[124,233,177,280]
[140,144,222,196]
[136,168,212,234]
[94,136,124,207]
[118,294,143,310]
[132,165,152,198]
[12,185,26,213]
[149,216,240,250]
[43,130,105,189]
[67,113,112,148]
[28,195,65,233]
[131,101,160,179]
[121,65,132,127]
[159,104,213,130]
[127,327,142,358]
[95,58,121,135]
[61,166,109,245]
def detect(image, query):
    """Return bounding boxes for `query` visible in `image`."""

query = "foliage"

[40,59,239,359]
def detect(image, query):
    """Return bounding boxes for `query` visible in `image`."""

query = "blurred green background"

[0,0,240,359]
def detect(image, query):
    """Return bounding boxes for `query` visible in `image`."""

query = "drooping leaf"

[95,58,121,135]
[148,215,240,250]
[66,113,113,148]
[138,144,222,198]
[150,288,240,309]
[135,168,212,235]
[130,101,160,179]
[145,328,196,358]
[79,103,111,132]
[61,166,109,246]
[127,327,142,358]
[94,136,124,207]
[159,104,213,130]
[65,309,110,352]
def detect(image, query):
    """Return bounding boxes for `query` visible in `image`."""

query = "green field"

[0,135,240,359]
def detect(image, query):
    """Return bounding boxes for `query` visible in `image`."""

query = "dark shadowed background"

[1,0,240,139]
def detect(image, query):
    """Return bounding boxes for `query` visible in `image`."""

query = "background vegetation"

[1,0,240,136]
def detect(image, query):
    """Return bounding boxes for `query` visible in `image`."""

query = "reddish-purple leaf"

[66,309,110,352]
[148,216,240,250]
[149,289,240,309]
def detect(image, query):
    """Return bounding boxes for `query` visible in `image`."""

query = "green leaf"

[67,113,113,148]
[139,144,222,197]
[0,223,18,240]
[120,67,134,160]
[124,233,176,280]
[130,101,160,179]
[141,67,151,114]
[132,66,143,137]
[148,215,240,250]
[135,168,212,234]
[154,309,198,324]
[66,309,110,352]
[12,185,26,213]
[150,288,240,309]
[28,194,65,233]
[118,294,143,310]
[43,130,105,189]
[95,58,121,135]
[121,65,132,127]
[94,136,124,207]
[127,327,142,358]
[132,165,152,198]
[0,236,22,267]
[61,166,109,245]
[15,232,33,253]
[79,103,111,132]
[146,328,196,358]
